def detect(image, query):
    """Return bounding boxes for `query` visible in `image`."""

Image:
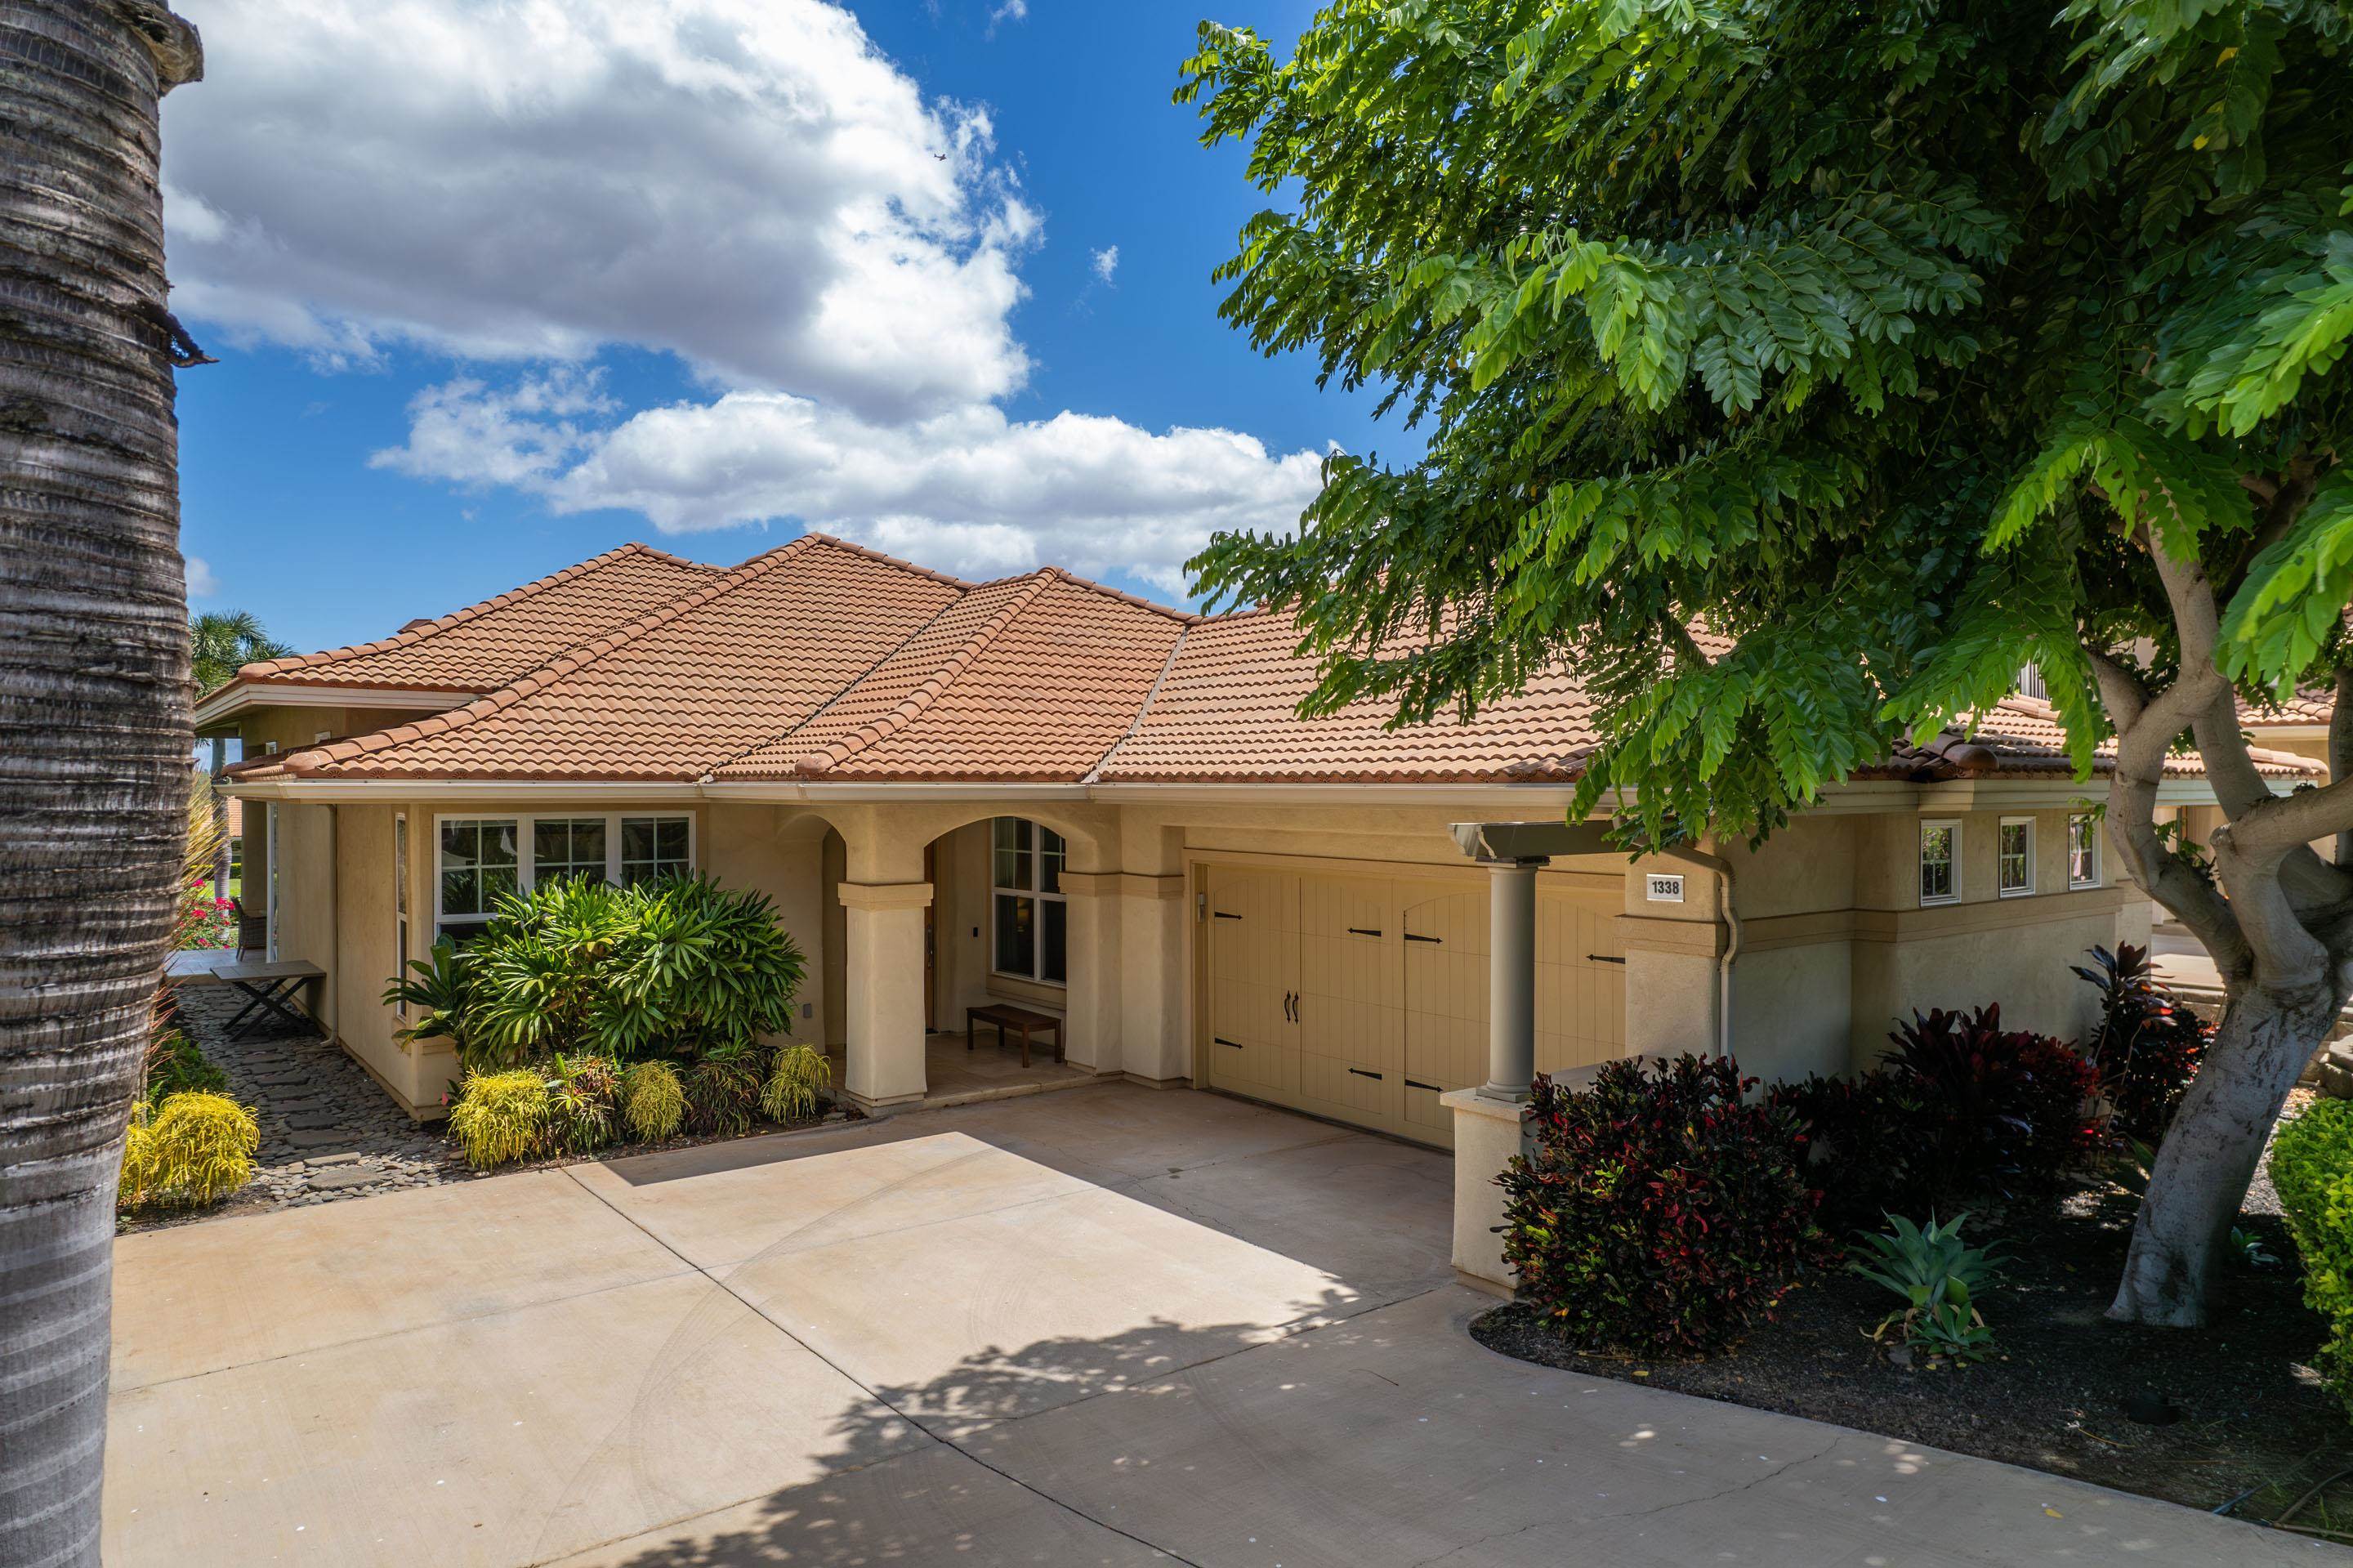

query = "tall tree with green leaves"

[1180,0,2352,1327]
[0,2,202,1561]
[189,608,290,694]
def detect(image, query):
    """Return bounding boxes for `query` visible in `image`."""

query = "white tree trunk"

[2107,984,2339,1326]
[0,4,199,1565]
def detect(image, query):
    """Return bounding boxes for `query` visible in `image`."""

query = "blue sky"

[167,0,1410,657]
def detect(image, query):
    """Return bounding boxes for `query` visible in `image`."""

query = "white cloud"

[987,0,1029,37]
[374,377,1324,594]
[172,0,1328,589]
[184,554,219,600]
[160,0,1035,421]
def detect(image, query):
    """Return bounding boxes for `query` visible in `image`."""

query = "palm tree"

[190,608,292,694]
[0,5,203,1564]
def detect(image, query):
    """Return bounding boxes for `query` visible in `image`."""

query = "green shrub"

[2273,1101,2353,1419]
[685,1041,765,1137]
[1498,1055,1828,1356]
[761,1043,831,1124]
[119,1092,258,1209]
[382,937,476,1064]
[143,1025,228,1103]
[544,1054,621,1153]
[621,1059,686,1141]
[1847,1213,2006,1365]
[451,873,806,1071]
[449,1070,550,1169]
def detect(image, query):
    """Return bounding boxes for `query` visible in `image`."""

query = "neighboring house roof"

[2239,688,2336,728]
[223,534,2327,790]
[1886,696,2318,781]
[224,543,715,695]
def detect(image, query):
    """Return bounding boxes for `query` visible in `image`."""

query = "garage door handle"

[1404,932,1441,945]
[1213,910,1243,920]
[1348,1067,1384,1081]
[1214,1036,1244,1049]
[1284,991,1297,1022]
[1587,954,1627,965]
[1347,927,1383,936]
[1405,1079,1440,1092]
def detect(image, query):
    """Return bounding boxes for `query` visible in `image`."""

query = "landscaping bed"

[1475,1135,2350,1533]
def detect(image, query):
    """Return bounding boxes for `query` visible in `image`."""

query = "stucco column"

[1056,872,1118,1075]
[1482,855,1547,1101]
[838,879,932,1111]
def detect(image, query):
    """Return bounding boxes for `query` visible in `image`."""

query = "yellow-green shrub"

[761,1043,831,1124]
[621,1059,685,1142]
[118,1092,258,1209]
[449,1070,549,1169]
[2272,1100,2353,1418]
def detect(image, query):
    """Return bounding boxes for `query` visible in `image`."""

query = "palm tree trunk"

[0,5,201,1565]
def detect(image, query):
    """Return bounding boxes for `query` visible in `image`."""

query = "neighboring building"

[208,538,2314,1280]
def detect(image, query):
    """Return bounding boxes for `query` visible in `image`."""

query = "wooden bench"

[966,1003,1064,1069]
[212,958,327,1040]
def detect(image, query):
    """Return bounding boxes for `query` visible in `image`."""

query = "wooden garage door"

[1203,864,1623,1149]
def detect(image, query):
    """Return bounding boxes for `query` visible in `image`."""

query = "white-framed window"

[991,817,1067,985]
[1919,819,1961,905]
[434,811,694,941]
[2069,814,2101,887]
[1998,816,2034,897]
[393,812,409,1019]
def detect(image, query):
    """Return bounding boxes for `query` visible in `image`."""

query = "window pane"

[656,818,688,861]
[536,817,607,883]
[993,817,1029,891]
[484,865,518,905]
[395,817,409,917]
[995,893,1034,976]
[622,818,655,863]
[1920,826,1953,901]
[619,816,690,886]
[441,820,479,872]
[481,822,518,869]
[442,868,478,916]
[1039,828,1063,895]
[1042,897,1066,984]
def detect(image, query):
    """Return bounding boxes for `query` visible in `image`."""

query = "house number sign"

[1645,873,1685,903]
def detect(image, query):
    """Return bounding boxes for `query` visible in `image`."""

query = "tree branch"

[2090,647,2252,976]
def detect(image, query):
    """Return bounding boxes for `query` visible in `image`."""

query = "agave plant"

[1848,1213,2007,1365]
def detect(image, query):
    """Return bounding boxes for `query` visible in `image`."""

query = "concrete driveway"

[105,1083,2335,1566]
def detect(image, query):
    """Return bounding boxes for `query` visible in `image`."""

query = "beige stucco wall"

[239,782,2175,1120]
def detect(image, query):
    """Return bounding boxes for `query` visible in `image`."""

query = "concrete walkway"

[104,1085,2338,1566]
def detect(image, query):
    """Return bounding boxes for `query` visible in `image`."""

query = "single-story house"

[207,535,2317,1288]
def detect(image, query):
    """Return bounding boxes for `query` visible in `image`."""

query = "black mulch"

[1473,1177,2351,1527]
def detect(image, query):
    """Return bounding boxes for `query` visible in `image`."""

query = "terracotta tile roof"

[1089,607,1608,784]
[1864,696,2320,781]
[230,537,966,781]
[229,543,716,693]
[714,570,1187,782]
[2239,688,2335,726]
[225,534,2318,790]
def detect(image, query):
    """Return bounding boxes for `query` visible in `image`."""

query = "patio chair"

[230,898,267,960]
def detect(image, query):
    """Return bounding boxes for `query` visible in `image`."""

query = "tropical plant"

[684,1040,766,1137]
[543,1053,621,1155]
[142,1017,227,1104]
[187,608,292,694]
[1498,1054,1828,1357]
[1765,1070,1928,1232]
[1177,0,2353,1328]
[118,1092,258,1210]
[382,936,477,1064]
[2230,1225,2281,1271]
[1848,1213,2007,1365]
[0,5,206,1559]
[761,1043,831,1124]
[2071,943,2208,1142]
[1882,1007,2103,1204]
[2273,1101,2353,1418]
[621,1058,686,1142]
[448,1070,550,1170]
[455,873,805,1067]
